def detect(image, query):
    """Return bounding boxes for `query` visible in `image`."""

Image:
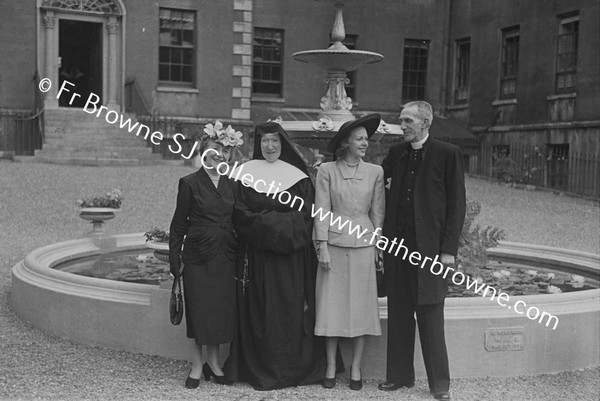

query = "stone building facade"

[0,0,597,173]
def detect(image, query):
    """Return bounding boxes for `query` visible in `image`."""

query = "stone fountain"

[273,0,402,153]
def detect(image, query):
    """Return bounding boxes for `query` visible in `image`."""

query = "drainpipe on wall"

[440,0,453,116]
[120,8,126,114]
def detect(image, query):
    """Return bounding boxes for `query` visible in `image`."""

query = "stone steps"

[36,108,170,166]
[45,121,148,131]
[18,155,168,167]
[36,148,161,159]
[42,142,150,151]
[42,136,149,148]
[44,108,136,120]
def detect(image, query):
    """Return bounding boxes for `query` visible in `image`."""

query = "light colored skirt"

[315,244,381,337]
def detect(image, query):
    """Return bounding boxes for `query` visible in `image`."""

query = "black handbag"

[376,249,386,298]
[170,272,184,325]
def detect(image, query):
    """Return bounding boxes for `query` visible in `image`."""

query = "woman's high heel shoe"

[185,376,200,389]
[202,363,233,385]
[349,368,363,390]
[322,364,337,388]
[322,376,336,388]
[185,370,200,389]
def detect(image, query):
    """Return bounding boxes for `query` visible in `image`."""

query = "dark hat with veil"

[253,122,310,176]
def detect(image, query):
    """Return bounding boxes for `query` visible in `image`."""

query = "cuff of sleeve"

[439,249,457,257]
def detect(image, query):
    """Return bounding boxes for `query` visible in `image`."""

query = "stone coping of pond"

[489,242,599,277]
[16,234,600,316]
[19,234,150,305]
[11,234,600,378]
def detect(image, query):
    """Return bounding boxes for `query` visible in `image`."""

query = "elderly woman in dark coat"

[169,121,244,388]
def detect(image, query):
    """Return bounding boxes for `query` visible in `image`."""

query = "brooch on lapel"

[385,177,392,190]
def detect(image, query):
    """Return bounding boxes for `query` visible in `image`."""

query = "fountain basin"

[11,234,600,378]
[293,49,383,72]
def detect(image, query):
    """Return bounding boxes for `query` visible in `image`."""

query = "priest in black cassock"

[224,122,326,390]
[379,101,466,401]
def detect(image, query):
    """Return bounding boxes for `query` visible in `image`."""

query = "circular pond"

[55,249,171,285]
[11,234,600,379]
[54,247,598,296]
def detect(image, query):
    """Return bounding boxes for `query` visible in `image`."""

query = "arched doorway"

[40,0,125,110]
[58,19,103,107]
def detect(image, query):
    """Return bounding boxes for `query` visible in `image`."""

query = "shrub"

[457,201,506,277]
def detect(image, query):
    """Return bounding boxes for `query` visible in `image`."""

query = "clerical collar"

[410,133,429,149]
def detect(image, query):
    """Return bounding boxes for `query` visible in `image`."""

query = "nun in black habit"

[224,122,326,390]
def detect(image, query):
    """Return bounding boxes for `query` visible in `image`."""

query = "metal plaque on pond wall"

[485,327,524,351]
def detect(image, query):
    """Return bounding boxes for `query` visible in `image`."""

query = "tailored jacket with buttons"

[382,138,466,304]
[169,168,238,273]
[314,160,385,248]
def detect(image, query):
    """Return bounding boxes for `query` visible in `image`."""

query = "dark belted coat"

[381,138,466,305]
[169,168,238,273]
[168,168,239,344]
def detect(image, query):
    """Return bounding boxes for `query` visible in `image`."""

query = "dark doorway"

[59,20,103,107]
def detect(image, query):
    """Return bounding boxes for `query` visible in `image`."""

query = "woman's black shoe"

[349,378,363,390]
[349,368,362,390]
[202,363,233,385]
[185,376,200,389]
[322,377,336,388]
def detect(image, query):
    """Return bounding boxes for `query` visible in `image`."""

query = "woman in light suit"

[313,114,385,390]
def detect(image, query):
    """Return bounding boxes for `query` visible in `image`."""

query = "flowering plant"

[570,274,585,288]
[144,227,169,243]
[77,188,123,209]
[547,285,562,294]
[203,120,244,148]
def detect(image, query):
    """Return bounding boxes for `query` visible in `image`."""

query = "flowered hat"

[202,120,244,148]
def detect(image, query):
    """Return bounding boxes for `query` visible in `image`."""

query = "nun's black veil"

[252,122,309,176]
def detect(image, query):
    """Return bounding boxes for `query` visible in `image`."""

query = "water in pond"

[55,252,599,294]
[54,250,170,285]
[448,260,599,297]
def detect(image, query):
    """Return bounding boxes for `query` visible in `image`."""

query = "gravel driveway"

[0,161,598,400]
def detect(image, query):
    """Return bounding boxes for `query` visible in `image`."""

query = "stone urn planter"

[145,240,169,263]
[79,207,120,235]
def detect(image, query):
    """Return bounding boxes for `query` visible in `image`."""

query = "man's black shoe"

[378,381,415,391]
[433,391,450,400]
